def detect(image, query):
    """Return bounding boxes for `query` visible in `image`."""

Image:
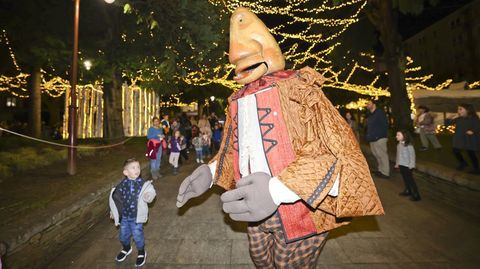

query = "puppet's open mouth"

[234,62,267,82]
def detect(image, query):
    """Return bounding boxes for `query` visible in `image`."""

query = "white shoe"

[200,159,204,163]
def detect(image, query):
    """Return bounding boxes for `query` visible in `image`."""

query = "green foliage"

[77,0,228,95]
[0,0,71,73]
[0,145,101,178]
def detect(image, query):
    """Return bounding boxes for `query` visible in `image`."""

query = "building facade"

[404,0,480,84]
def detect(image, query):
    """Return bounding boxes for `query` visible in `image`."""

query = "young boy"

[109,158,156,267]
[169,130,181,175]
[192,134,204,163]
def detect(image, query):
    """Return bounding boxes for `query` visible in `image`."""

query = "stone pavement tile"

[224,219,248,240]
[156,221,228,240]
[391,238,449,262]
[317,240,351,264]
[144,239,182,264]
[44,246,83,269]
[174,239,232,264]
[429,235,480,263]
[347,216,406,239]
[335,237,411,263]
[320,263,391,269]
[231,264,256,269]
[388,262,465,269]
[134,265,232,269]
[230,239,253,264]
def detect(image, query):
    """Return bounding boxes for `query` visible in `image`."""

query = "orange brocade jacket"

[210,67,384,242]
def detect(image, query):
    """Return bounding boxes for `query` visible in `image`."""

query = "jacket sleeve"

[143,182,156,203]
[276,67,384,218]
[408,145,416,169]
[208,107,236,190]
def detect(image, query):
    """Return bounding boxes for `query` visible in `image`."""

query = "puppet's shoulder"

[277,67,326,104]
[290,66,325,87]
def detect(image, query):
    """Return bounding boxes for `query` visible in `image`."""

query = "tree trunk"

[28,66,42,137]
[103,68,124,139]
[367,0,412,131]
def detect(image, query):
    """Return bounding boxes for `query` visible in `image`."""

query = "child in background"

[212,123,223,152]
[192,134,204,163]
[395,130,421,201]
[109,158,156,267]
[169,131,181,175]
[201,132,211,159]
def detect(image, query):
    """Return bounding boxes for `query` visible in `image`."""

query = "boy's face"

[123,161,141,180]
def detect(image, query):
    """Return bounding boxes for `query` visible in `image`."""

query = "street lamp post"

[67,0,115,175]
[67,0,80,175]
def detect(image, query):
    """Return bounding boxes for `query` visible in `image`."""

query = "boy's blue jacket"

[109,179,156,226]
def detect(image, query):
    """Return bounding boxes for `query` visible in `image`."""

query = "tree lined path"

[45,158,480,269]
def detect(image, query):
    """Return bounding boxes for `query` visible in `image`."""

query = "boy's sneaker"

[115,246,132,262]
[200,159,204,163]
[135,250,147,267]
[196,158,200,163]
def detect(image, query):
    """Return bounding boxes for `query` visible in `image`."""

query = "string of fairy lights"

[1,0,479,136]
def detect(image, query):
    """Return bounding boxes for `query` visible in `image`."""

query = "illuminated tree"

[79,0,228,138]
[0,0,70,137]
[333,0,439,130]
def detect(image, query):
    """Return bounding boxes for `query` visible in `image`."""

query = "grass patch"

[0,137,146,178]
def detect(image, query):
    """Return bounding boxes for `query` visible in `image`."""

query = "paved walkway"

[45,159,480,269]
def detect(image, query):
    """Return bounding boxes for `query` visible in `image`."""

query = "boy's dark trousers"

[399,165,420,199]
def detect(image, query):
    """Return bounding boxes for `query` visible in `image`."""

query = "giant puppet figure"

[177,7,384,268]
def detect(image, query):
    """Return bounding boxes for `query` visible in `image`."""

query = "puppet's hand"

[176,164,212,207]
[221,172,278,222]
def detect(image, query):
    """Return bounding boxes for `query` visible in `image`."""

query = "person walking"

[445,104,480,174]
[366,100,390,178]
[415,105,442,151]
[395,130,421,201]
[169,131,182,175]
[109,158,156,267]
[146,117,164,179]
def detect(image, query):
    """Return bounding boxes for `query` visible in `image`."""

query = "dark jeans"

[119,217,144,250]
[453,148,479,169]
[213,141,221,152]
[399,165,420,198]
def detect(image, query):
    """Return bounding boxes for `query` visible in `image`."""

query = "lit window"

[6,97,16,107]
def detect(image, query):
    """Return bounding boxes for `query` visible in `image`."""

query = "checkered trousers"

[247,213,328,269]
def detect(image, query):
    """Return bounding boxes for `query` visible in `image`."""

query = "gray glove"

[220,172,278,222]
[176,164,213,208]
